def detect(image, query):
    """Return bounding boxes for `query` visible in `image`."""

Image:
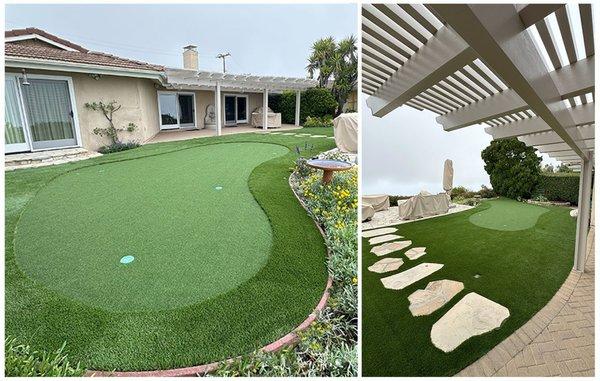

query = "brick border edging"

[456,260,585,376]
[86,173,334,377]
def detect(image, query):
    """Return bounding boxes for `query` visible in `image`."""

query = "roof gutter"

[5,56,166,82]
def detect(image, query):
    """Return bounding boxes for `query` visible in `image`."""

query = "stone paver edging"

[86,173,335,377]
[457,227,595,377]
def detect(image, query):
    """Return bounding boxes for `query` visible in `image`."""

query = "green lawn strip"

[362,198,575,376]
[5,127,335,371]
[469,198,549,231]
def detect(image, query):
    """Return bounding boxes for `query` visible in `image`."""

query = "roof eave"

[5,56,165,81]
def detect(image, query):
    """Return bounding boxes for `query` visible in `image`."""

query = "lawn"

[6,127,335,371]
[362,198,576,376]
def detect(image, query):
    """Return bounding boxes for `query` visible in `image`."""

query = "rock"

[570,209,578,218]
[431,292,510,352]
[405,247,427,260]
[380,263,443,290]
[371,240,412,256]
[369,234,403,245]
[408,280,464,316]
[362,227,398,238]
[368,257,404,273]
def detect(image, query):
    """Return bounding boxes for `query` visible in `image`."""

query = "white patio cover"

[333,113,358,153]
[398,191,450,220]
[362,194,390,211]
[443,159,453,193]
[251,107,281,128]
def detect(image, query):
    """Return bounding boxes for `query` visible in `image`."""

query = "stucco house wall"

[6,68,161,151]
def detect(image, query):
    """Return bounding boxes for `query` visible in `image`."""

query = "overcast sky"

[361,96,558,196]
[6,3,356,77]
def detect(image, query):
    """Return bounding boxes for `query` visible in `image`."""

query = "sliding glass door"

[4,74,80,153]
[21,78,77,150]
[224,94,248,126]
[5,77,29,153]
[158,92,196,130]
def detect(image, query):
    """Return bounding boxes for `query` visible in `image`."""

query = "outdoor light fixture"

[21,69,30,86]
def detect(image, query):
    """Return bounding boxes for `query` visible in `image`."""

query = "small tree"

[481,138,542,199]
[557,163,574,173]
[84,101,137,145]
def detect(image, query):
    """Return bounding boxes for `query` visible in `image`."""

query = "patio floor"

[146,124,302,144]
[362,202,474,230]
[457,225,595,377]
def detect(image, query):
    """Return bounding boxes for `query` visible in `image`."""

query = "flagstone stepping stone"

[405,247,427,260]
[431,292,510,352]
[362,227,398,238]
[371,240,412,256]
[408,280,464,316]
[381,263,443,290]
[368,257,404,273]
[369,234,403,245]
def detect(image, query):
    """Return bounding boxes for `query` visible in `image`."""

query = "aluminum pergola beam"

[517,4,565,29]
[366,25,476,117]
[438,56,594,131]
[485,103,595,139]
[430,4,587,159]
[535,139,594,154]
[519,125,595,146]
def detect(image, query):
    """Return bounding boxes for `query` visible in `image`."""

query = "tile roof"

[5,28,164,72]
[6,27,89,52]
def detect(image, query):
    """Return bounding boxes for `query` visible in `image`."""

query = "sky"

[361,96,559,196]
[5,3,357,77]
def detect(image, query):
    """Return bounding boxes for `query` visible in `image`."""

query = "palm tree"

[306,36,357,115]
[306,37,336,87]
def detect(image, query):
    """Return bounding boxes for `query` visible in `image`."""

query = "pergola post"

[262,88,269,130]
[215,81,222,136]
[295,90,301,126]
[573,154,593,272]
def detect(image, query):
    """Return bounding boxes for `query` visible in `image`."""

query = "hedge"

[269,88,337,124]
[535,173,580,205]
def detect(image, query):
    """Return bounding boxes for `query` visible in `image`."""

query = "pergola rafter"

[362,3,595,272]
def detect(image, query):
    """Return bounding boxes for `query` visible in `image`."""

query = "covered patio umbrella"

[443,159,453,196]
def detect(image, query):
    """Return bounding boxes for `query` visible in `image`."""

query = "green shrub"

[303,115,334,128]
[478,185,496,199]
[534,173,580,204]
[98,141,140,154]
[275,88,338,124]
[5,336,85,377]
[481,138,542,199]
[450,186,470,199]
[388,195,411,206]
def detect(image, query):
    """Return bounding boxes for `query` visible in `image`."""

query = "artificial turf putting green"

[469,198,549,231]
[362,198,575,376]
[6,128,334,371]
[15,143,288,311]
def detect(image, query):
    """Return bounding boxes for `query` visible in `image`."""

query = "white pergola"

[363,4,595,272]
[164,68,316,135]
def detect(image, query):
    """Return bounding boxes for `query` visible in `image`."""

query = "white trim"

[156,90,197,130]
[6,34,79,51]
[6,57,164,81]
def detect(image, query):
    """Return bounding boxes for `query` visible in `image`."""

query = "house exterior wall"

[6,68,161,152]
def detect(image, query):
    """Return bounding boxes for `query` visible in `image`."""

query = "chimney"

[183,45,198,70]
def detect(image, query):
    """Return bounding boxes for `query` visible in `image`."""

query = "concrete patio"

[146,124,302,144]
